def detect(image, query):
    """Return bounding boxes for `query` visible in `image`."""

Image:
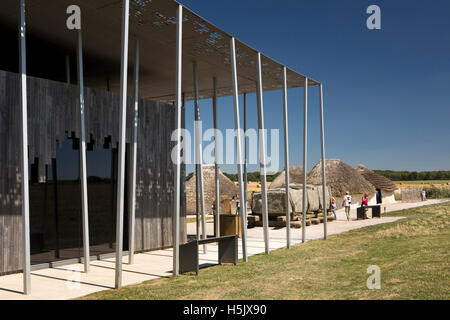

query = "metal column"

[128,39,140,265]
[115,0,130,289]
[193,61,207,253]
[319,83,328,240]
[19,0,31,295]
[256,52,270,254]
[282,67,291,248]
[302,78,308,243]
[213,77,220,237]
[173,4,183,276]
[243,92,248,213]
[230,37,248,262]
[76,26,90,273]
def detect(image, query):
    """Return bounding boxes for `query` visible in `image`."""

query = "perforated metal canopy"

[1,0,320,102]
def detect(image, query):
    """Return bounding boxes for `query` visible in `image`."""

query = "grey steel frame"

[19,0,31,295]
[256,52,270,254]
[76,26,90,274]
[230,37,248,262]
[213,77,220,237]
[128,38,140,265]
[243,92,248,211]
[173,4,183,277]
[282,67,291,248]
[193,61,207,253]
[302,78,308,243]
[12,1,327,292]
[115,0,130,289]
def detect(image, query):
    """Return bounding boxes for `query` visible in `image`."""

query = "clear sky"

[178,0,450,175]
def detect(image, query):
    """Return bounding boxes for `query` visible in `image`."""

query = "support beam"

[19,0,31,295]
[115,0,130,289]
[128,38,140,265]
[173,4,183,277]
[213,77,220,238]
[193,61,207,253]
[243,92,248,213]
[302,78,308,243]
[282,67,291,248]
[256,52,270,254]
[319,83,328,240]
[76,26,90,274]
[230,37,248,262]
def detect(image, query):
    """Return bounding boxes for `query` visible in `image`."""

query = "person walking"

[331,197,337,220]
[421,189,426,201]
[342,192,352,221]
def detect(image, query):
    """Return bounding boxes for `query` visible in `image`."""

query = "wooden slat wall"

[0,70,186,273]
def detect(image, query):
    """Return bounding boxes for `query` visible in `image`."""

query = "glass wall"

[29,135,129,265]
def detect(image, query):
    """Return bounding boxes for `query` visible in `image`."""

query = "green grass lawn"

[81,202,450,300]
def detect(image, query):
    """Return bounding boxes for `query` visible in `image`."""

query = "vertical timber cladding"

[0,71,24,274]
[0,70,186,273]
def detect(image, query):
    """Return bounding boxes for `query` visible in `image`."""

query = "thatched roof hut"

[269,166,304,190]
[307,159,376,201]
[186,165,238,215]
[355,165,397,194]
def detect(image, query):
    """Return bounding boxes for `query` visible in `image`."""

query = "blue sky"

[178,0,450,174]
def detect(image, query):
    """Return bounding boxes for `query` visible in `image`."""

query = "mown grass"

[80,202,450,300]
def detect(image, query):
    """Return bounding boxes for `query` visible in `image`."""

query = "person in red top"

[361,193,369,219]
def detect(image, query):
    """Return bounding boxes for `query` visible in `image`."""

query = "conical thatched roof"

[269,166,304,190]
[186,165,238,215]
[307,159,376,198]
[355,164,397,193]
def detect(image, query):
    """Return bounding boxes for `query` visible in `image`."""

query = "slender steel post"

[243,92,248,213]
[115,0,130,289]
[193,61,207,253]
[173,4,183,276]
[302,78,308,243]
[128,38,139,265]
[256,53,270,254]
[319,83,328,240]
[213,77,220,237]
[76,26,90,273]
[230,37,248,262]
[19,0,31,295]
[282,67,291,248]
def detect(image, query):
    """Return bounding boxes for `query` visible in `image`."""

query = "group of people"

[330,192,370,221]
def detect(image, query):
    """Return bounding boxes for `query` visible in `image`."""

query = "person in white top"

[421,189,426,201]
[342,192,352,221]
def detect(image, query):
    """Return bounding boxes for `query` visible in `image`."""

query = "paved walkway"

[0,199,445,300]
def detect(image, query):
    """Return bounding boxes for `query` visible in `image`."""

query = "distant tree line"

[187,169,450,183]
[374,170,450,181]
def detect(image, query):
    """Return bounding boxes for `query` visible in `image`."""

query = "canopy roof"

[1,0,320,102]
